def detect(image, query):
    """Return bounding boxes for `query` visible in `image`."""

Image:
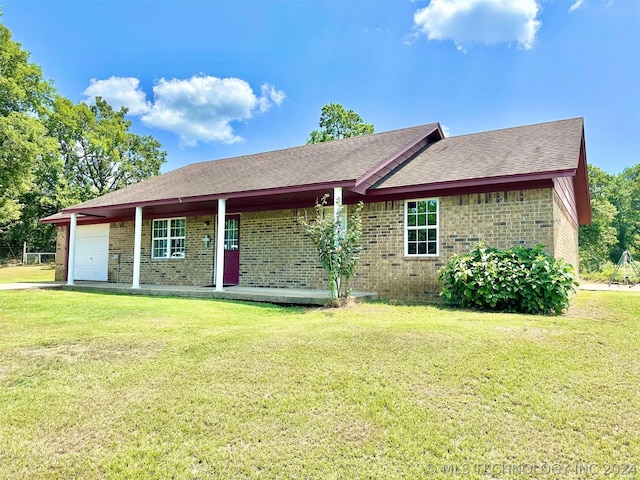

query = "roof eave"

[368,169,577,197]
[574,128,592,225]
[40,216,64,225]
[60,180,356,216]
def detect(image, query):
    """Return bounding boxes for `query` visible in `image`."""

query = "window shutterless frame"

[404,199,439,257]
[152,217,186,259]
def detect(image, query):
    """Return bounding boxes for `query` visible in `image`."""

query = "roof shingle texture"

[71,124,439,210]
[376,117,584,189]
[63,117,583,213]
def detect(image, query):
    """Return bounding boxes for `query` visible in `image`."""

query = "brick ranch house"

[42,117,591,303]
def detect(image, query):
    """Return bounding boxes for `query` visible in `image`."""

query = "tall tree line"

[579,164,640,271]
[0,17,165,255]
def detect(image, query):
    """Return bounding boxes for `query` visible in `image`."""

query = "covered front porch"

[60,186,349,291]
[59,281,378,306]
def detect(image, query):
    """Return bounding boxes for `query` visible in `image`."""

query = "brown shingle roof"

[374,117,584,190]
[50,117,586,222]
[67,123,440,211]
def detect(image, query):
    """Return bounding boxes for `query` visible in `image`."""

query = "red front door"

[223,216,240,285]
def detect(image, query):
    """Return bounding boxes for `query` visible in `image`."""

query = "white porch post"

[332,187,344,299]
[132,206,143,289]
[333,186,343,224]
[66,213,77,285]
[215,198,227,291]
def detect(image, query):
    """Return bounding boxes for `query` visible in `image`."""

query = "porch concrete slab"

[59,282,378,306]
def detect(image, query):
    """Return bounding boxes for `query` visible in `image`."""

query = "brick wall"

[54,225,67,282]
[108,215,215,286]
[350,188,556,303]
[239,188,558,303]
[240,209,326,289]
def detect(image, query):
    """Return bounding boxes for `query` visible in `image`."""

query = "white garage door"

[75,224,110,281]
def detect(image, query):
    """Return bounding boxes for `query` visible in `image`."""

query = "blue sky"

[1,0,638,174]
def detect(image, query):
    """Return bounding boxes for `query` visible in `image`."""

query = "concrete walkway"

[0,282,63,291]
[579,282,639,292]
[57,281,378,306]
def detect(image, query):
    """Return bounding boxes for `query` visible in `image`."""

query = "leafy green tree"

[0,19,56,231]
[0,19,53,116]
[307,103,374,144]
[48,96,166,201]
[4,95,166,252]
[0,17,166,253]
[578,163,640,271]
[579,197,618,272]
[0,114,56,227]
[611,164,640,260]
[579,165,618,271]
[298,194,364,305]
[2,144,72,251]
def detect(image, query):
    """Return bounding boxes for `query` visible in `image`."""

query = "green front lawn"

[0,290,638,479]
[0,264,55,283]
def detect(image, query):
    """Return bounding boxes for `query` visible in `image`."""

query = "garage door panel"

[75,224,109,281]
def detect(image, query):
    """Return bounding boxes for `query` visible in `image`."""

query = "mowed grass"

[0,264,55,283]
[0,289,638,479]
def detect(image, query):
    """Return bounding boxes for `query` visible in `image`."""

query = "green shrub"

[438,244,578,315]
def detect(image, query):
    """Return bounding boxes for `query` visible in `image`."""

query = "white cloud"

[83,77,150,115]
[441,124,451,137]
[257,83,286,114]
[84,75,285,147]
[569,0,584,12]
[402,31,420,45]
[413,0,541,51]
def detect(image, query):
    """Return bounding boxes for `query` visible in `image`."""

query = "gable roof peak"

[180,122,441,169]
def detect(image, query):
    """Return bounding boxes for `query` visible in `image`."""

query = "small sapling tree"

[298,194,364,306]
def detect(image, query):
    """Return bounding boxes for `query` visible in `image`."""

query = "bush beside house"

[439,244,579,315]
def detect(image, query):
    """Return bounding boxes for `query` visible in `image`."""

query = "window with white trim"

[152,218,186,259]
[405,199,438,256]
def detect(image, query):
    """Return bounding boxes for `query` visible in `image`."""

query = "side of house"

[46,117,590,303]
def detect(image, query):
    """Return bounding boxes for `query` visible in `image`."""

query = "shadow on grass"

[53,288,307,314]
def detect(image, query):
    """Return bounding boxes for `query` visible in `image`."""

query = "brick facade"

[351,188,558,303]
[107,215,216,286]
[54,225,68,282]
[241,209,325,288]
[55,187,579,303]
